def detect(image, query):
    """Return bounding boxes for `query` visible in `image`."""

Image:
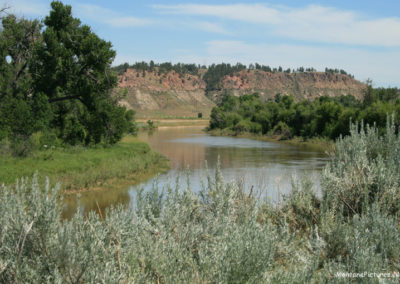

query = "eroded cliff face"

[117,69,212,118]
[219,70,365,100]
[116,68,366,118]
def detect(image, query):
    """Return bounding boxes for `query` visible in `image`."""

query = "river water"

[63,126,329,218]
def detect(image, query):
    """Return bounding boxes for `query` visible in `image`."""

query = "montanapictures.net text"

[336,272,400,278]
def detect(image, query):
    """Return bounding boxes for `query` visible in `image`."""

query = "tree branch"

[0,6,10,19]
[12,61,28,90]
[17,220,34,263]
[85,70,100,84]
[337,193,357,215]
[49,94,83,103]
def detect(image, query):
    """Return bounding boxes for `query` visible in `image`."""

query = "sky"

[3,0,400,87]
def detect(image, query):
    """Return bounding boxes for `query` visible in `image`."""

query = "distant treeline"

[112,62,355,93]
[112,61,203,76]
[209,85,400,140]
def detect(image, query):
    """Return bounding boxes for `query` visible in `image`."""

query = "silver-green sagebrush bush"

[1,117,400,283]
[0,175,122,283]
[0,169,283,282]
[322,114,400,217]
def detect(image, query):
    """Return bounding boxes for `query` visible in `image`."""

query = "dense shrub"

[0,134,36,157]
[0,170,281,282]
[272,121,292,140]
[321,115,400,217]
[209,89,400,141]
[2,119,400,282]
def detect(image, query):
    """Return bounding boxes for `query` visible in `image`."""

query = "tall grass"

[1,118,400,282]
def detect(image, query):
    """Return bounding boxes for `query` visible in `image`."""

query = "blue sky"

[4,0,400,87]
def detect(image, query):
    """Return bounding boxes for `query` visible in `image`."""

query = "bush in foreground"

[1,118,400,283]
[0,172,286,282]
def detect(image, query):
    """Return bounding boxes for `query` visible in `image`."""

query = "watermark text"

[335,271,400,279]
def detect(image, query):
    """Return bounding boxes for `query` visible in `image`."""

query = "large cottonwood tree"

[0,14,48,141]
[0,1,134,147]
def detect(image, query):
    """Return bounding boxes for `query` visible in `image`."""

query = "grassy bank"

[137,118,209,128]
[134,109,212,120]
[0,136,169,191]
[207,128,334,152]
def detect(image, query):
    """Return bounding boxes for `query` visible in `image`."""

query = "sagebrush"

[1,118,400,283]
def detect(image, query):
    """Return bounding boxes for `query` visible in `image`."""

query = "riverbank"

[137,118,209,128]
[0,136,170,192]
[207,128,335,152]
[2,121,398,283]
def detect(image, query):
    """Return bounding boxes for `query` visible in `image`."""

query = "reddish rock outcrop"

[116,68,366,118]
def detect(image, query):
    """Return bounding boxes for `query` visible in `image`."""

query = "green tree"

[30,1,133,145]
[0,2,134,148]
[0,14,47,143]
[362,79,375,107]
[209,107,227,129]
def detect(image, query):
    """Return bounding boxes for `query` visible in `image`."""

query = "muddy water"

[63,126,329,218]
[134,127,328,201]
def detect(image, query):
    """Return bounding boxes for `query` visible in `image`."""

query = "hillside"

[219,70,365,101]
[116,67,366,118]
[117,69,213,118]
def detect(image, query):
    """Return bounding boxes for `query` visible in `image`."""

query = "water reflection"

[63,126,329,218]
[134,126,328,201]
[62,183,131,219]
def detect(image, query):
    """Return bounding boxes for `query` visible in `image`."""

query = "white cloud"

[106,17,152,27]
[5,0,48,17]
[153,4,280,24]
[153,3,400,47]
[278,5,400,47]
[75,3,152,28]
[192,21,230,35]
[4,1,153,27]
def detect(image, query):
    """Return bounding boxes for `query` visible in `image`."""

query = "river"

[63,126,329,218]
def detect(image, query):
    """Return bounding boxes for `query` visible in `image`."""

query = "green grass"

[0,136,169,191]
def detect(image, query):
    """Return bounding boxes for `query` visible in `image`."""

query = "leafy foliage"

[209,89,400,140]
[0,2,134,153]
[322,115,400,217]
[0,15,45,144]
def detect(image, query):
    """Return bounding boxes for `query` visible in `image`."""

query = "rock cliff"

[116,68,366,118]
